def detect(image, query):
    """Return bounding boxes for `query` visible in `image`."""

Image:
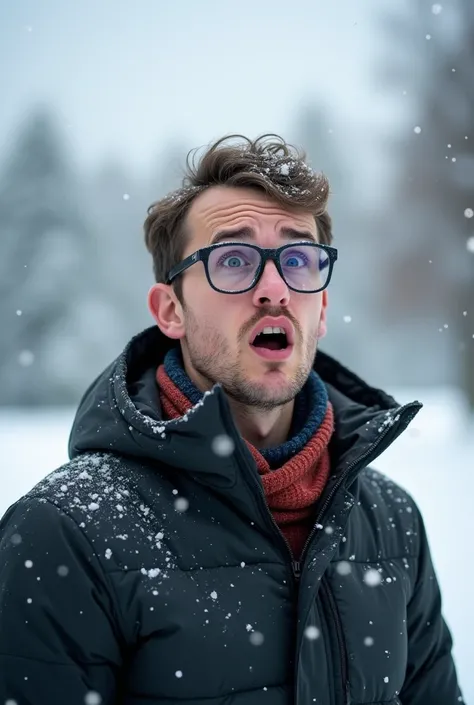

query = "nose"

[252,260,290,308]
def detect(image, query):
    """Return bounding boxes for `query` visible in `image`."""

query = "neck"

[182,356,294,449]
[227,398,295,449]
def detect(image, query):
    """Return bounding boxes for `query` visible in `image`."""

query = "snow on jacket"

[0,326,464,705]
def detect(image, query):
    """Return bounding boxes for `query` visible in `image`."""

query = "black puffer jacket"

[0,327,463,705]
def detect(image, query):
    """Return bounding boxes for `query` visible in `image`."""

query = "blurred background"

[0,0,473,699]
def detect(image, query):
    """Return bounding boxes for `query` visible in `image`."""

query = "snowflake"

[336,561,351,576]
[174,497,189,513]
[364,568,382,587]
[211,434,235,457]
[250,631,265,645]
[304,626,320,640]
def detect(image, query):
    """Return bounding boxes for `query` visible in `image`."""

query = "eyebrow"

[210,226,318,245]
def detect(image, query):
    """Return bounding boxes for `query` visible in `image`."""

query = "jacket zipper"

[239,403,418,705]
[321,578,351,705]
[297,402,420,569]
[291,403,419,703]
[247,468,300,581]
[243,402,419,582]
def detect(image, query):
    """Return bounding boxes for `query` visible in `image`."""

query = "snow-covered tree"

[0,108,97,405]
[377,0,474,407]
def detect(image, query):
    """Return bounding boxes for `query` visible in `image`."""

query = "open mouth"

[251,326,289,351]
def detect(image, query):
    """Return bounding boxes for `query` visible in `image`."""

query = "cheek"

[296,299,323,338]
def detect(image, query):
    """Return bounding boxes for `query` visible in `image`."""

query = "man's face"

[174,186,327,410]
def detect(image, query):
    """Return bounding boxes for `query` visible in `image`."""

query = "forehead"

[186,186,317,244]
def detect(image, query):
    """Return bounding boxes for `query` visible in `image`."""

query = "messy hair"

[144,133,332,302]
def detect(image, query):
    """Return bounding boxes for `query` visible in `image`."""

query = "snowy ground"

[0,388,473,701]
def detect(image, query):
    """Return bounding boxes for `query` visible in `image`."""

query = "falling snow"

[250,631,265,645]
[174,497,189,512]
[364,568,383,587]
[211,434,235,457]
[175,670,183,679]
[464,208,473,219]
[84,693,102,705]
[336,561,352,576]
[18,350,34,367]
[304,626,320,640]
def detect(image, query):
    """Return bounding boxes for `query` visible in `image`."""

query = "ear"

[148,283,185,340]
[318,290,329,339]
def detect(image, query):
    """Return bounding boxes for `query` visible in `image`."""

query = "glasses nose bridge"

[254,247,287,287]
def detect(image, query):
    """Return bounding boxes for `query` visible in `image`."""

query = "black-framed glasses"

[166,241,338,294]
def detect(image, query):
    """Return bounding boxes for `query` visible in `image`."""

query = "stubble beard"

[182,308,318,412]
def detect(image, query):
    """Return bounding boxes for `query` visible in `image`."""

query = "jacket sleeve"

[0,496,123,705]
[400,508,464,704]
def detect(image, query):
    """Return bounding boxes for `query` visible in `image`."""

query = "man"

[0,134,464,704]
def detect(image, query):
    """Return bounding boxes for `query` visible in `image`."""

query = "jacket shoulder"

[359,466,419,514]
[347,466,423,562]
[20,452,170,571]
[26,452,143,517]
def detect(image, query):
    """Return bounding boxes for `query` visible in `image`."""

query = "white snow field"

[0,387,473,701]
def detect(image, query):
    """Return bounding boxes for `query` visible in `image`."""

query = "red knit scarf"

[157,365,334,560]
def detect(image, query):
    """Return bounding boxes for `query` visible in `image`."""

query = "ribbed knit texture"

[157,348,334,559]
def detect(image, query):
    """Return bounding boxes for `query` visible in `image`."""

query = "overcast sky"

[0,0,406,175]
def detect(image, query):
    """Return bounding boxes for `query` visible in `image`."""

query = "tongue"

[254,339,282,350]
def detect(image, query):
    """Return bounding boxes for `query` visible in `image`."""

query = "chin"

[248,373,298,402]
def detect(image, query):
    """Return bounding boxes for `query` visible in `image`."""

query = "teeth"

[261,326,285,335]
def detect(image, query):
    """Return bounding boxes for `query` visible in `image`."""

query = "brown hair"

[144,133,332,302]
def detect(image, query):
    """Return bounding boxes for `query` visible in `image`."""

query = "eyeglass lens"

[207,243,330,292]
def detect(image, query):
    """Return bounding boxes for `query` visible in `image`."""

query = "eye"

[217,252,250,268]
[282,250,309,268]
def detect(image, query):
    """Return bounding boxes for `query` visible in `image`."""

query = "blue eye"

[216,250,252,268]
[283,252,309,268]
[224,256,244,268]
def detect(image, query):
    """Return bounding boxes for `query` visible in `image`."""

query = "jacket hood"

[69,326,422,484]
